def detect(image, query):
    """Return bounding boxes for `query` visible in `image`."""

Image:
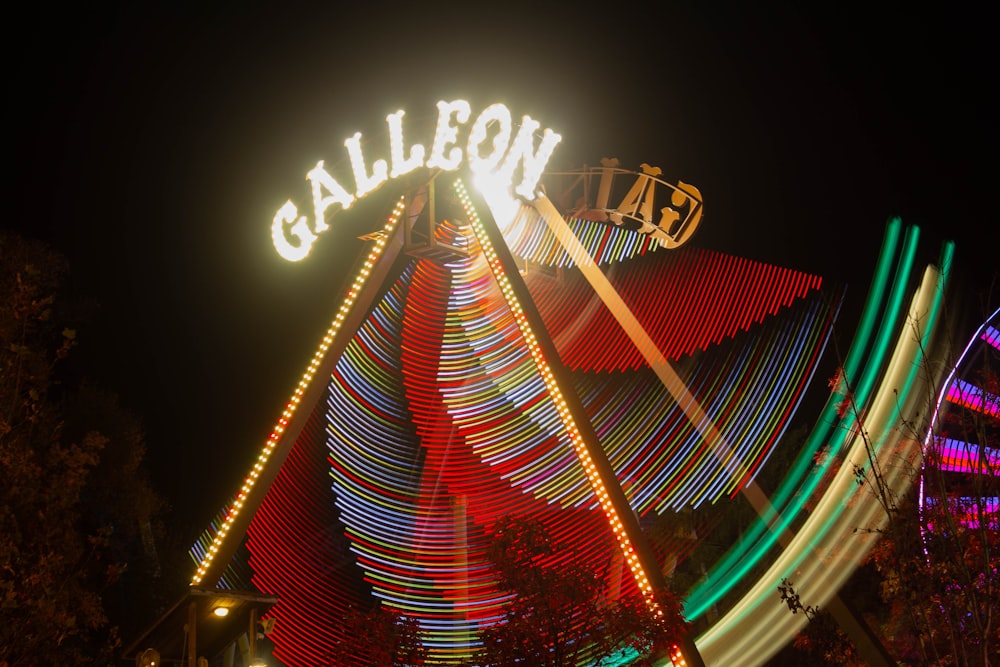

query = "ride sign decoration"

[271,98,705,261]
[271,99,562,261]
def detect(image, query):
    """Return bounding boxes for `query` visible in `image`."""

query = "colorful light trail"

[187,165,950,665]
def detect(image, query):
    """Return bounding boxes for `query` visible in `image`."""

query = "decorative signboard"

[270,100,704,260]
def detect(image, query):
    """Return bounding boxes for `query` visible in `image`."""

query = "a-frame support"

[459,182,706,667]
[193,192,420,587]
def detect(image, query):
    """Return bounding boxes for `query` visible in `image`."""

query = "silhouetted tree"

[0,231,165,665]
[782,303,999,666]
[326,603,427,667]
[475,515,688,667]
[777,578,861,666]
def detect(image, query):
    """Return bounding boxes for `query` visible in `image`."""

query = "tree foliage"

[778,578,861,666]
[783,308,999,666]
[474,515,688,667]
[322,516,689,667]
[864,360,999,666]
[0,231,165,665]
[326,604,427,667]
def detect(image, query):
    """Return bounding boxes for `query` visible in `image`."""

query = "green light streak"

[684,218,912,619]
[782,238,953,578]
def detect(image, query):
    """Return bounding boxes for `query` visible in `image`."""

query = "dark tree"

[475,515,688,667]
[781,306,999,666]
[0,231,165,665]
[326,604,427,667]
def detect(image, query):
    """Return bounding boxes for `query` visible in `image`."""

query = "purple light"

[981,325,1000,351]
[946,378,1000,418]
[931,438,1000,475]
[924,496,999,531]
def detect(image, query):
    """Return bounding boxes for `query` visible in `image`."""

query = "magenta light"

[981,325,1000,351]
[946,378,1000,418]
[933,438,1000,475]
[924,496,999,531]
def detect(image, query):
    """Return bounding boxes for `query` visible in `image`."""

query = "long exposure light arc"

[501,206,823,371]
[501,196,938,667]
[697,244,952,665]
[191,197,407,588]
[455,179,659,598]
[476,183,845,665]
[919,305,1000,535]
[192,168,861,666]
[500,192,789,504]
[683,218,920,620]
[238,179,679,664]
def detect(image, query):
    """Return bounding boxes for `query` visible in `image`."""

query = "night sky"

[7,4,995,536]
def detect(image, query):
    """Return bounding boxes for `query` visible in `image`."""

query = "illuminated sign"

[272,100,562,261]
[543,158,704,249]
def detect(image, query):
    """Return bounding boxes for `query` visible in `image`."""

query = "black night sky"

[7,4,996,538]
